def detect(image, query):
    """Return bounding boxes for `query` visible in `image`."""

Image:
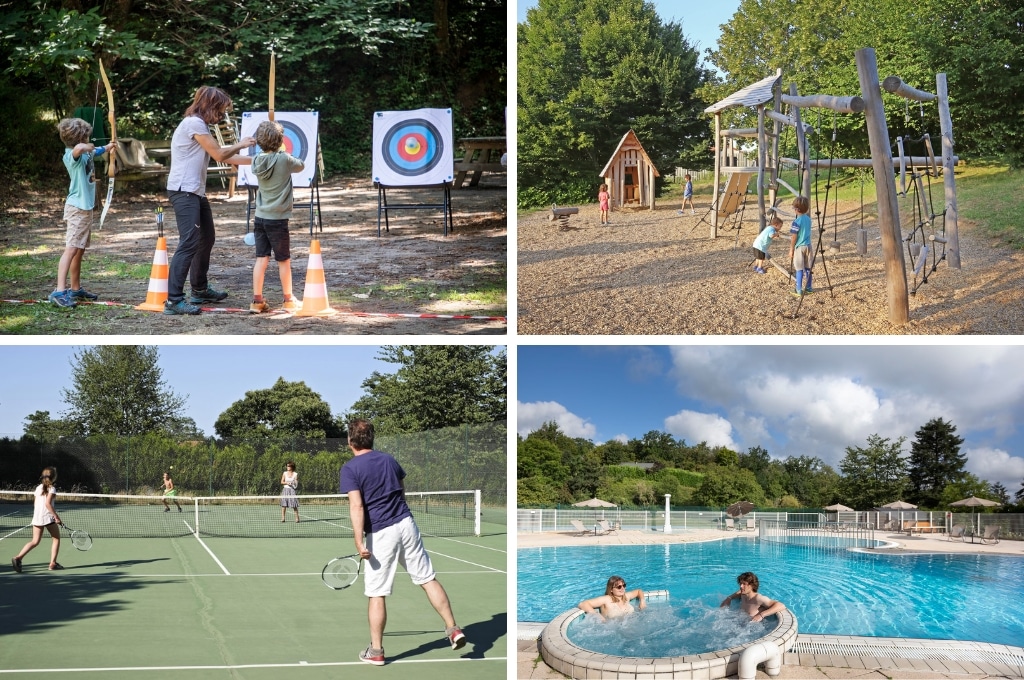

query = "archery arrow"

[268,50,275,122]
[97,58,117,230]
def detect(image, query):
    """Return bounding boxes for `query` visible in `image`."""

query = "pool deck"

[517,529,1024,679]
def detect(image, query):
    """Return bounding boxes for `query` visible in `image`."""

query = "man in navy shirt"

[339,419,467,666]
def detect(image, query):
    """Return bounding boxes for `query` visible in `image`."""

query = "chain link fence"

[0,422,506,511]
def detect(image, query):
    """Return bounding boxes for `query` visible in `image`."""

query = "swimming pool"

[518,538,1024,647]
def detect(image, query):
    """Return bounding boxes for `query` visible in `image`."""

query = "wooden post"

[756,104,767,232]
[856,47,909,326]
[769,70,783,211]
[648,161,656,209]
[712,113,721,238]
[789,84,810,199]
[937,73,960,268]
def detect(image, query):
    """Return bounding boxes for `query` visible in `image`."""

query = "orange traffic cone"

[135,236,169,311]
[295,239,336,316]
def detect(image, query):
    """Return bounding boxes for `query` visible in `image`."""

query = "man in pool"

[719,572,786,623]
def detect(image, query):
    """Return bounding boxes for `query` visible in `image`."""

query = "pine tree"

[907,417,966,508]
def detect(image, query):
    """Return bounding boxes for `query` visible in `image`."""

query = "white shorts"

[363,515,436,597]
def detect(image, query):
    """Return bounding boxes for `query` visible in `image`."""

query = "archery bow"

[97,58,117,229]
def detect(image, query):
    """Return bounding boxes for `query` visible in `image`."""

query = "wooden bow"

[97,58,117,229]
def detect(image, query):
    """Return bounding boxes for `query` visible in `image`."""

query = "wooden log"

[929,234,948,244]
[896,136,907,194]
[857,47,910,325]
[781,93,865,114]
[765,109,814,134]
[857,228,868,255]
[721,128,759,138]
[937,73,960,268]
[789,83,812,198]
[881,76,937,102]
[780,156,960,168]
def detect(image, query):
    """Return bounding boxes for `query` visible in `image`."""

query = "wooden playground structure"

[702,48,961,325]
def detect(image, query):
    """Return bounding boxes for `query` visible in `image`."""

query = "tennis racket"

[321,554,362,590]
[60,522,93,551]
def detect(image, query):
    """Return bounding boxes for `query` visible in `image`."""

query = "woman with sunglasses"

[578,575,646,621]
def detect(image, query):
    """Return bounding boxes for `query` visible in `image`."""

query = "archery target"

[372,108,453,186]
[237,111,318,187]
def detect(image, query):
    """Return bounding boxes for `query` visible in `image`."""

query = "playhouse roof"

[599,129,660,178]
[704,72,782,114]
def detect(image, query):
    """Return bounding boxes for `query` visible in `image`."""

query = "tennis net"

[0,489,481,539]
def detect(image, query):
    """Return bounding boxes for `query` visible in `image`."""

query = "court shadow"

[386,612,505,661]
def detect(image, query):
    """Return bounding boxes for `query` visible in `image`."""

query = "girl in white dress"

[12,467,63,572]
[280,461,299,522]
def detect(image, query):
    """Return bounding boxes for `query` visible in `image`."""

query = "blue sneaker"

[69,287,98,300]
[163,299,202,315]
[189,286,228,303]
[48,289,77,308]
[754,267,766,274]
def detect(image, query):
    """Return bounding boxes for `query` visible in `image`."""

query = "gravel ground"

[517,199,1024,335]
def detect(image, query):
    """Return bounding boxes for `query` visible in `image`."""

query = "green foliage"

[61,346,186,437]
[213,378,345,440]
[517,437,569,484]
[603,465,647,481]
[517,0,714,207]
[939,473,998,508]
[839,434,909,509]
[652,468,703,487]
[346,346,506,434]
[692,465,766,507]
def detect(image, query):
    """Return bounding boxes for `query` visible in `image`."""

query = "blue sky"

[517,345,1024,493]
[0,345,398,438]
[517,0,742,56]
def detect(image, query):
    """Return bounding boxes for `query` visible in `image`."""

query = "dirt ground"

[1,174,507,335]
[518,198,1024,335]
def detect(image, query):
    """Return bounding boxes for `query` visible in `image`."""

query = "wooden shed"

[599,130,660,209]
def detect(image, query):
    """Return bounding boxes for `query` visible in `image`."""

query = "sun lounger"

[981,525,1000,544]
[724,518,735,531]
[597,520,617,535]
[947,524,966,541]
[570,519,590,536]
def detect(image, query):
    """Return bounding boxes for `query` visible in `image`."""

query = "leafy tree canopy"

[839,433,908,509]
[907,417,966,508]
[61,346,187,437]
[214,377,344,440]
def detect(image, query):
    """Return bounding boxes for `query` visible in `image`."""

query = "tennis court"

[0,492,507,679]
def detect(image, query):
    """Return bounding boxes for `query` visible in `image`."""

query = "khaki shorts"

[63,204,93,249]
[362,516,436,597]
[793,245,811,270]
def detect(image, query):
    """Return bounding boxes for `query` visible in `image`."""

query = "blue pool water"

[518,538,1024,648]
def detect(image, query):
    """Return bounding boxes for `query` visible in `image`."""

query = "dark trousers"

[167,191,215,301]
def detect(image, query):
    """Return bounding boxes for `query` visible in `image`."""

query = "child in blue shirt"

[787,196,813,295]
[678,174,695,215]
[53,118,116,307]
[752,215,783,274]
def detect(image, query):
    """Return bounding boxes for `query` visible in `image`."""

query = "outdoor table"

[453,136,506,188]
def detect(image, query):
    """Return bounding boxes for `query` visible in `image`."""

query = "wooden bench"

[453,136,506,188]
[906,520,945,535]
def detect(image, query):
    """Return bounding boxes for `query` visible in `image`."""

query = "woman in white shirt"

[12,467,64,572]
[280,461,299,522]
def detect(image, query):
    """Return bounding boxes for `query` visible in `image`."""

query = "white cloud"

[664,410,737,450]
[613,434,629,444]
[964,447,1024,491]
[517,400,596,439]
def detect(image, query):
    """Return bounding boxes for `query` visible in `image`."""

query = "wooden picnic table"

[453,136,506,188]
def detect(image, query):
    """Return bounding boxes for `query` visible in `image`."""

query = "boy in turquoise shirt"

[249,120,305,313]
[787,196,813,295]
[54,118,116,307]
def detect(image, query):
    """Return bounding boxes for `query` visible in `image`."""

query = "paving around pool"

[516,529,1024,679]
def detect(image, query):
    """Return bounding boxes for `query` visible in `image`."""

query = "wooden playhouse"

[599,129,659,209]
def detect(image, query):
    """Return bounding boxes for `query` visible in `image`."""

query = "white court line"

[423,534,506,554]
[0,657,506,674]
[183,519,230,575]
[1,523,31,541]
[429,550,505,573]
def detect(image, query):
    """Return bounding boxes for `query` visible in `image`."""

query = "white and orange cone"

[135,236,169,311]
[295,239,336,317]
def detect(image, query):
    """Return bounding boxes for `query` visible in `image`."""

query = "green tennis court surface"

[0,518,507,678]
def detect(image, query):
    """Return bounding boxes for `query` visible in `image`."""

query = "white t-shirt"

[166,116,212,196]
[32,484,57,526]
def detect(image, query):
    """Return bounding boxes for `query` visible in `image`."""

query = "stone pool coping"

[539,606,797,679]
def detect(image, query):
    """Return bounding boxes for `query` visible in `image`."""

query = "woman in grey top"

[164,86,256,315]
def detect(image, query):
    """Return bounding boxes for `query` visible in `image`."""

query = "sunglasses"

[613,583,626,590]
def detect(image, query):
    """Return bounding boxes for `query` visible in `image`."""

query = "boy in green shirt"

[53,118,116,307]
[250,120,305,313]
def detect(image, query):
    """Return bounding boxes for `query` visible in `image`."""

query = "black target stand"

[375,182,453,237]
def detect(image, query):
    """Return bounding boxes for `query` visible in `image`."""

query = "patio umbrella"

[950,495,1001,533]
[879,500,917,510]
[726,501,755,517]
[823,503,854,512]
[572,497,617,508]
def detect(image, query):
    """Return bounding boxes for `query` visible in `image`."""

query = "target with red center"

[372,108,453,186]
[237,111,319,188]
